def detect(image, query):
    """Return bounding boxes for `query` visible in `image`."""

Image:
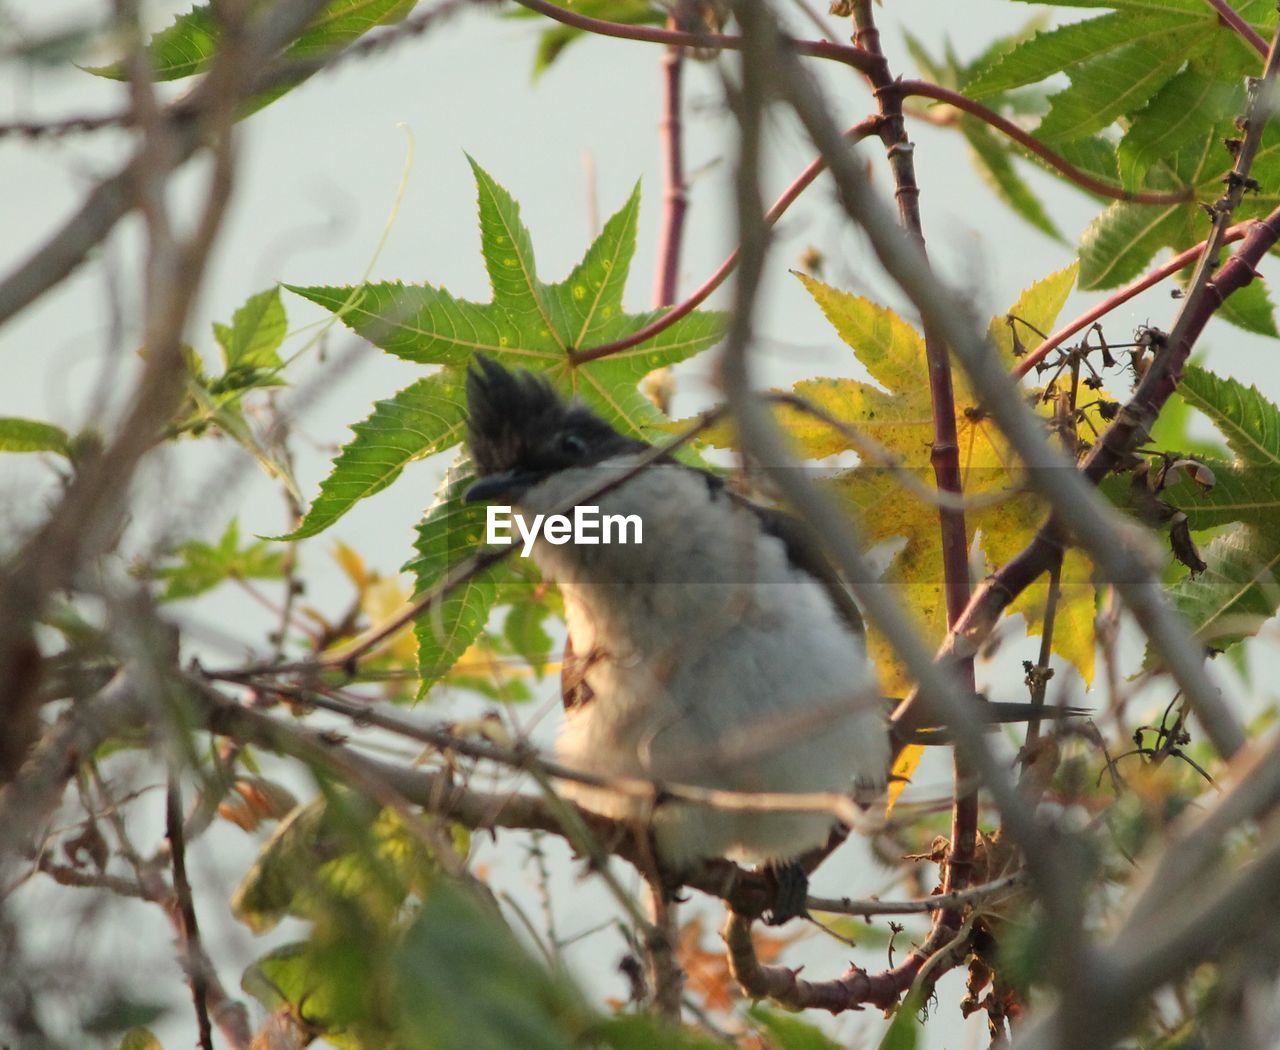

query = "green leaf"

[286,158,724,441]
[404,460,512,689]
[591,1015,724,1049]
[1162,525,1280,654]
[243,936,396,1047]
[961,118,1063,241]
[395,882,586,1050]
[0,417,71,456]
[1179,366,1280,466]
[1208,274,1279,337]
[89,0,417,103]
[231,791,432,934]
[966,11,1198,99]
[1036,30,1206,143]
[1164,460,1280,530]
[214,286,286,371]
[149,518,286,602]
[750,1005,844,1049]
[503,597,556,677]
[1078,197,1194,290]
[877,991,925,1050]
[521,0,665,77]
[1118,68,1240,190]
[282,372,467,540]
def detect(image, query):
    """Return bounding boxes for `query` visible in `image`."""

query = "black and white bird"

[464,357,889,873]
[463,357,1071,910]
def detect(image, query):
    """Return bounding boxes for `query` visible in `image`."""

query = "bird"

[462,356,1072,920]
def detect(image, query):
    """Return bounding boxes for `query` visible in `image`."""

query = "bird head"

[464,356,646,503]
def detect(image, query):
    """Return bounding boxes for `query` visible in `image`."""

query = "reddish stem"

[899,81,1193,206]
[654,22,687,308]
[1012,223,1252,380]
[854,0,976,901]
[510,0,877,72]
[1203,0,1269,55]
[570,117,881,364]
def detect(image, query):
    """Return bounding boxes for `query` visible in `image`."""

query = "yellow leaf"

[360,575,417,666]
[332,540,368,589]
[794,266,1097,690]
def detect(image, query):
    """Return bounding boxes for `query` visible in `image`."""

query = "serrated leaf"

[1211,274,1280,337]
[395,882,585,1050]
[1162,460,1280,529]
[149,518,286,602]
[1179,366,1280,466]
[518,0,664,77]
[794,266,1097,699]
[1118,68,1240,190]
[962,119,1063,241]
[215,286,286,371]
[1161,526,1280,654]
[1078,198,1195,290]
[966,11,1198,99]
[283,371,467,539]
[89,0,417,108]
[404,460,513,689]
[1037,30,1206,143]
[288,159,723,443]
[0,417,71,456]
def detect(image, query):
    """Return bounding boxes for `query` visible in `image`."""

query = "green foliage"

[89,0,417,109]
[282,373,468,540]
[231,790,438,933]
[213,285,287,374]
[904,25,1063,241]
[287,158,723,686]
[1144,367,1280,656]
[0,417,71,457]
[403,459,513,690]
[148,518,286,602]
[394,882,589,1050]
[958,0,1280,336]
[750,1005,845,1049]
[508,0,665,78]
[591,1014,726,1049]
[875,991,924,1050]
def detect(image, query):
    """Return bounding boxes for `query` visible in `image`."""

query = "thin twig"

[571,117,881,364]
[509,0,877,72]
[166,778,213,1050]
[1011,223,1253,379]
[1202,0,1269,55]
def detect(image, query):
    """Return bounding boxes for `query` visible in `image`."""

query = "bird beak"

[464,469,539,503]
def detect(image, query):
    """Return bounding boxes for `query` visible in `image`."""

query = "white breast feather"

[519,458,889,867]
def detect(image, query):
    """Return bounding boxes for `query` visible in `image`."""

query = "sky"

[3,0,1278,1046]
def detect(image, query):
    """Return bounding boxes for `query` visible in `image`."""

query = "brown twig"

[1011,222,1253,379]
[851,0,980,916]
[654,17,688,310]
[1202,0,1268,55]
[570,117,881,364]
[509,0,876,72]
[165,777,213,1050]
[897,81,1193,206]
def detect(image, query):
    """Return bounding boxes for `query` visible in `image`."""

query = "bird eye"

[559,431,588,458]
